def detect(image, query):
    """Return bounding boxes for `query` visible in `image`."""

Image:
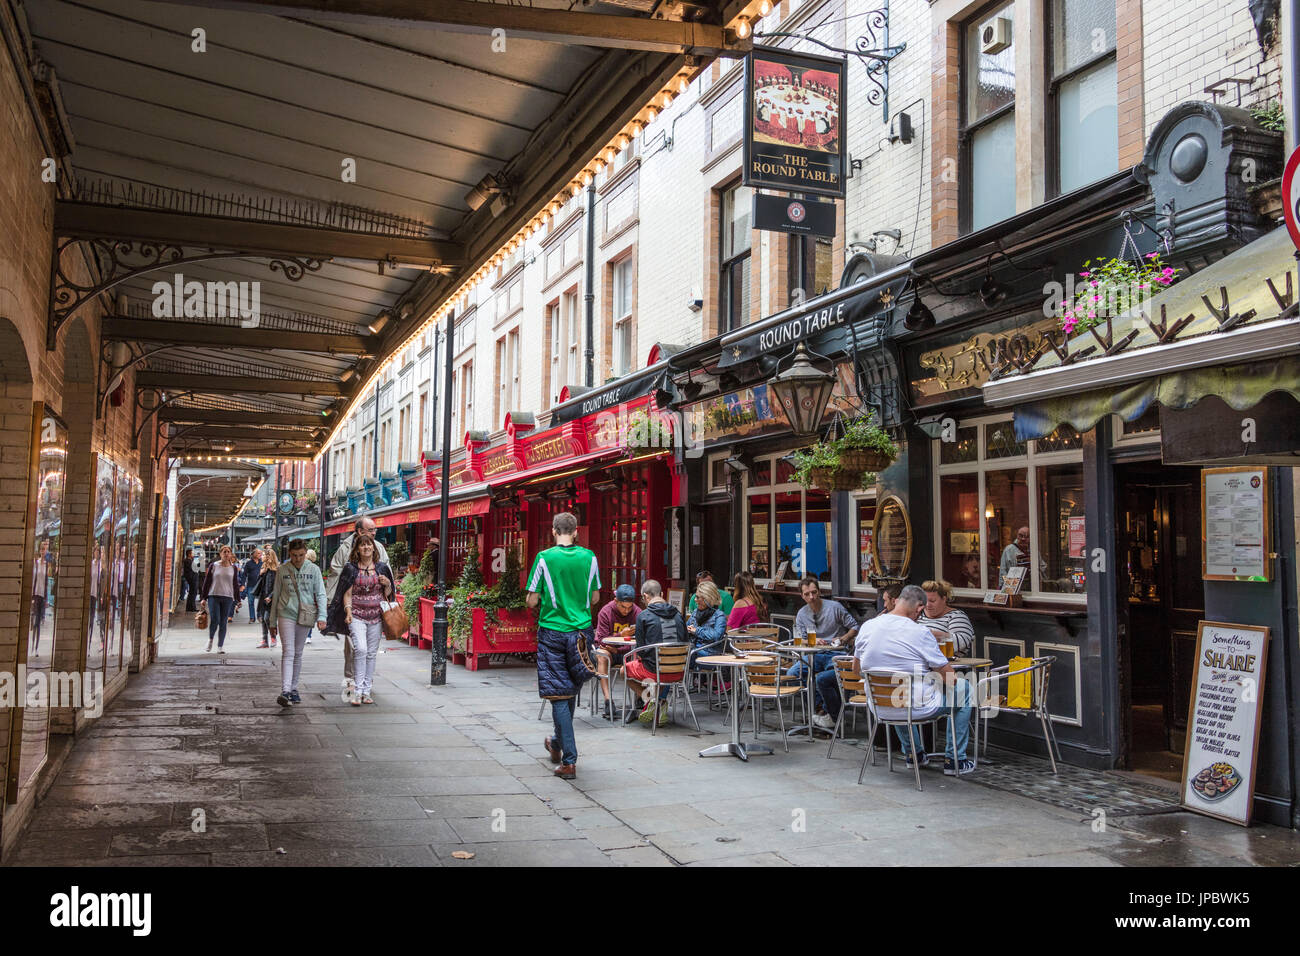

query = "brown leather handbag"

[380,602,407,641]
[195,608,209,630]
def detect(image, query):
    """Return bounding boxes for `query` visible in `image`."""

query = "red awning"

[323,489,491,534]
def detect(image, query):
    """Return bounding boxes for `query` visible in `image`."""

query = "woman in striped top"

[920,579,975,657]
[330,536,395,706]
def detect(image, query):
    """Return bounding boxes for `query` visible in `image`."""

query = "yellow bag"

[1006,656,1034,709]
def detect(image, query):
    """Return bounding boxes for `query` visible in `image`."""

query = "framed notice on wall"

[1181,621,1268,826]
[1201,466,1271,582]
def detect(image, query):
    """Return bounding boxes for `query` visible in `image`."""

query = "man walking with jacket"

[526,512,598,780]
[327,517,388,703]
[243,549,264,623]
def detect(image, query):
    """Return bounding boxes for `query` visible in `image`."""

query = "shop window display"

[746,454,832,584]
[854,498,876,586]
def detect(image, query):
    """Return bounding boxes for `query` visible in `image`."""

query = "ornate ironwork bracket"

[47,235,325,349]
[758,2,906,125]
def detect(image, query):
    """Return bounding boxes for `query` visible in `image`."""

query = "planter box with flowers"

[792,413,898,493]
[1061,252,1180,347]
[624,408,673,457]
[447,544,535,670]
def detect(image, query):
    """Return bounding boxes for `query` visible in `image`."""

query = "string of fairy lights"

[312,0,775,462]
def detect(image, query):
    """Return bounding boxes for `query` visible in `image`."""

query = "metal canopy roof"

[25,0,746,460]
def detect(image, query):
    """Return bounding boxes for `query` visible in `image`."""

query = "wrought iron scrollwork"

[47,234,333,349]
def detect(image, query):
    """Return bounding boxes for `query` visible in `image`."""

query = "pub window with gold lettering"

[933,415,1086,600]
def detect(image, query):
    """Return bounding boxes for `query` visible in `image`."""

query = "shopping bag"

[379,601,407,641]
[195,608,209,630]
[1006,656,1034,709]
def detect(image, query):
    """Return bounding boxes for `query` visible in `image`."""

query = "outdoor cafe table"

[780,642,840,741]
[697,654,775,762]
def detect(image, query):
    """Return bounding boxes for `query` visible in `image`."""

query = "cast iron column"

[430,309,455,686]
[318,450,328,562]
[272,463,281,559]
[584,182,596,387]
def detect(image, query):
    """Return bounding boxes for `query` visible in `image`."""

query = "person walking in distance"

[527,512,598,779]
[253,550,280,649]
[243,549,264,624]
[326,536,395,706]
[179,547,194,609]
[270,539,329,708]
[326,518,388,703]
[200,545,243,653]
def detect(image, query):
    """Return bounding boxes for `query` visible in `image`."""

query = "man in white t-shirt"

[855,584,974,776]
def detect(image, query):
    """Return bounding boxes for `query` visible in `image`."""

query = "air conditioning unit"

[979,16,1012,55]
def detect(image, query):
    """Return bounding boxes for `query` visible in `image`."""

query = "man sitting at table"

[785,576,859,732]
[592,583,641,721]
[816,582,904,728]
[624,579,687,726]
[855,584,975,776]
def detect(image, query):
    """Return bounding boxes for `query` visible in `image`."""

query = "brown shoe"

[553,764,576,779]
[543,736,561,764]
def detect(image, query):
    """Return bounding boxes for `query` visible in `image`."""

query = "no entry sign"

[1281,145,1300,251]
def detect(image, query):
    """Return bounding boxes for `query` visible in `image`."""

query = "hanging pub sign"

[743,45,846,199]
[753,192,836,237]
[1181,621,1269,825]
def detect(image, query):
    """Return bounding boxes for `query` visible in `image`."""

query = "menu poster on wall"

[1067,516,1086,559]
[1181,621,1269,826]
[1202,467,1271,582]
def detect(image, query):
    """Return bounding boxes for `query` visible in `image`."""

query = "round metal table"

[696,653,775,761]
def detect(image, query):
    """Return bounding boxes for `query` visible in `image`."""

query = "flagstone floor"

[6,619,1297,866]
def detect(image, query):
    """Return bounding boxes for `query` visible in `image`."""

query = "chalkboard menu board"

[871,495,911,579]
[1180,621,1269,826]
[1201,467,1271,582]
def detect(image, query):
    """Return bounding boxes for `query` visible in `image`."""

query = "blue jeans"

[817,669,843,719]
[247,587,260,622]
[894,677,974,761]
[207,596,234,647]
[786,652,836,709]
[550,697,578,766]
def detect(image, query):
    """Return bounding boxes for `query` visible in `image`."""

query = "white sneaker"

[218,648,226,655]
[812,713,836,731]
[306,636,313,644]
[206,639,213,652]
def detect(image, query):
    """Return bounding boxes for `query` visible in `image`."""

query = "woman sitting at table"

[686,581,728,663]
[920,579,975,656]
[727,571,767,630]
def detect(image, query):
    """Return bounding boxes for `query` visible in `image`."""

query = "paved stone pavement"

[7,620,1298,866]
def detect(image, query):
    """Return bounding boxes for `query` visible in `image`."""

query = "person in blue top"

[686,580,728,665]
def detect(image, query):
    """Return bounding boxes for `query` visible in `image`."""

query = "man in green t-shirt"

[687,570,734,618]
[526,512,598,779]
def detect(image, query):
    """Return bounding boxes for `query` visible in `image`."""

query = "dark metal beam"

[138,371,345,395]
[170,425,321,442]
[104,316,374,354]
[174,448,319,460]
[55,201,464,266]
[140,0,742,54]
[160,408,326,427]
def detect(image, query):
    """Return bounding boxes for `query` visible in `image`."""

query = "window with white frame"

[933,416,1086,599]
[744,454,832,584]
[851,492,878,588]
[548,301,562,404]
[564,289,581,383]
[612,257,634,377]
[963,1,1017,232]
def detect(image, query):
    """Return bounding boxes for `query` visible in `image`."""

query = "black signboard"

[743,45,846,199]
[548,365,663,425]
[753,193,836,237]
[718,278,907,369]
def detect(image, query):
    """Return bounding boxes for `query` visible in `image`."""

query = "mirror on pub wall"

[88,456,115,676]
[16,409,68,791]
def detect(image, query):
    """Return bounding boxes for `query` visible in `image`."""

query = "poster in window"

[10,405,68,798]
[743,46,846,199]
[1067,516,1086,559]
[1201,467,1271,582]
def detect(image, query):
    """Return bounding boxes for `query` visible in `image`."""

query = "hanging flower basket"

[838,447,895,474]
[794,413,898,492]
[808,466,862,492]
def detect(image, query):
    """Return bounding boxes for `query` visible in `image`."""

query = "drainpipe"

[584,182,596,388]
[372,385,380,478]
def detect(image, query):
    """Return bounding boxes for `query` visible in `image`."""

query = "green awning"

[1013,355,1300,440]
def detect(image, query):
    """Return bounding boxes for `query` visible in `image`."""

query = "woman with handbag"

[269,538,328,707]
[200,545,243,653]
[253,550,280,649]
[325,536,394,706]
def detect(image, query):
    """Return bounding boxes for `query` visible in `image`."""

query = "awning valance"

[1010,355,1300,441]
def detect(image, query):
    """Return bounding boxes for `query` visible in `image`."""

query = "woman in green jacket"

[269,539,329,707]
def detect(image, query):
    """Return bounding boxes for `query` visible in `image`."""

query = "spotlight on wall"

[464,173,503,212]
[979,276,1009,308]
[367,313,390,335]
[903,299,936,332]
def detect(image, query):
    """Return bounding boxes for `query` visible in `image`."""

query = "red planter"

[418,596,437,651]
[463,606,537,671]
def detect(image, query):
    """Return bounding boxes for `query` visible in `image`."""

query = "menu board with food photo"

[1181,621,1269,826]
